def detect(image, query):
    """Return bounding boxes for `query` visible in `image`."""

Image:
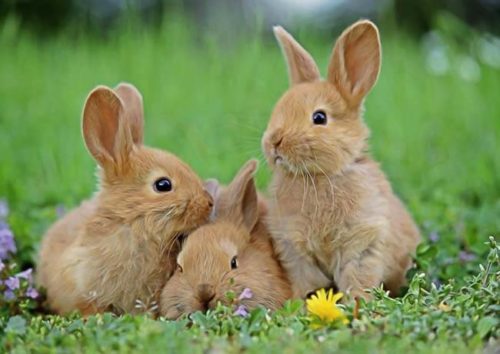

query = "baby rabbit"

[160,160,291,319]
[38,83,213,315]
[261,20,420,300]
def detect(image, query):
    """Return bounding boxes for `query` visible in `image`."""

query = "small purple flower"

[429,231,440,243]
[16,268,33,282]
[459,251,476,263]
[56,204,66,218]
[442,257,455,266]
[25,287,39,299]
[238,287,253,301]
[234,304,249,317]
[431,278,442,289]
[4,289,15,301]
[5,276,20,290]
[0,227,16,260]
[0,199,8,220]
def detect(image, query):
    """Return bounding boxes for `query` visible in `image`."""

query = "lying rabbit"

[160,160,291,319]
[38,83,213,315]
[261,20,421,299]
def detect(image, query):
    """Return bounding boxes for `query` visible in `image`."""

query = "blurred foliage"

[1,0,500,37]
[0,0,73,33]
[393,0,500,34]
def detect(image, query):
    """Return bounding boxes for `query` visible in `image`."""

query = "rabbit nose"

[269,130,284,149]
[273,136,283,149]
[197,283,215,303]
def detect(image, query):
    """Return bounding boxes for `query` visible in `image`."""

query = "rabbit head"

[160,160,290,319]
[82,84,213,242]
[262,20,381,176]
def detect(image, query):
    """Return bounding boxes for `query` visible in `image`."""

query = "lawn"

[0,16,498,353]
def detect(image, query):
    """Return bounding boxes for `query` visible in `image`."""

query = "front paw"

[292,288,309,299]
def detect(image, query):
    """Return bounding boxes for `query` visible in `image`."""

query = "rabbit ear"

[114,83,144,145]
[204,178,220,221]
[217,160,259,232]
[273,26,321,85]
[327,20,381,107]
[82,86,134,171]
[204,179,220,200]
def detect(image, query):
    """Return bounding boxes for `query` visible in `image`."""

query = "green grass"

[0,16,499,353]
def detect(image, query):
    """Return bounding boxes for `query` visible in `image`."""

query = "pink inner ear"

[83,88,123,164]
[344,29,380,96]
[97,104,121,156]
[344,25,380,100]
[328,22,381,106]
[274,26,321,85]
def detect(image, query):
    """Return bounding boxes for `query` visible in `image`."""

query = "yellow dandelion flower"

[438,301,451,312]
[306,288,349,327]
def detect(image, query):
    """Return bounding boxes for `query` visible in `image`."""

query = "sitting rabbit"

[38,83,213,315]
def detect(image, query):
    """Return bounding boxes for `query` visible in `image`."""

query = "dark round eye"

[312,110,327,125]
[154,177,172,192]
[230,256,238,270]
[176,264,183,273]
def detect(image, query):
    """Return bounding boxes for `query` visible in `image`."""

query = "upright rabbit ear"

[217,160,259,232]
[82,86,134,171]
[204,179,220,201]
[327,20,381,108]
[273,26,321,85]
[204,178,220,221]
[114,83,144,145]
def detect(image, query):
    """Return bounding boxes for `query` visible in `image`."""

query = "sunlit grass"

[0,15,498,352]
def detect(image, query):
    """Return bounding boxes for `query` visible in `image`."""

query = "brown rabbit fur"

[261,21,420,300]
[160,160,292,319]
[37,83,213,315]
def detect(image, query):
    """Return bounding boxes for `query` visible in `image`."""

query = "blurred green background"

[0,0,499,281]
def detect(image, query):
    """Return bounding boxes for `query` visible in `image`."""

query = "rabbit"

[37,83,213,315]
[160,160,292,319]
[261,20,421,300]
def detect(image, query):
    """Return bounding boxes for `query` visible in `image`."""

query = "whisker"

[300,168,308,213]
[165,232,181,261]
[303,161,319,219]
[281,163,299,196]
[310,157,336,209]
[255,153,267,168]
[225,119,263,128]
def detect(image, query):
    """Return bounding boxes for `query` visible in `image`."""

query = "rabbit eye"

[176,264,183,273]
[312,110,327,125]
[230,256,238,270]
[154,177,172,192]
